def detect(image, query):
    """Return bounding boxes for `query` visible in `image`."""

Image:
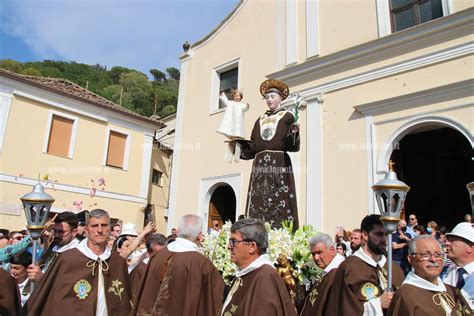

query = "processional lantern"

[372,160,410,233]
[20,182,55,269]
[372,160,410,291]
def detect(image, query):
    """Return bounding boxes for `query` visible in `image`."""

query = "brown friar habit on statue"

[300,253,345,316]
[222,262,297,316]
[327,248,405,315]
[132,237,225,316]
[387,272,472,316]
[238,109,300,230]
[0,267,21,316]
[24,240,131,315]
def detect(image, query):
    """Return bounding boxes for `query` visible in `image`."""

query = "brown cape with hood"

[388,283,472,315]
[24,248,131,315]
[300,268,338,316]
[222,265,297,316]
[132,247,225,315]
[0,267,21,316]
[326,255,405,315]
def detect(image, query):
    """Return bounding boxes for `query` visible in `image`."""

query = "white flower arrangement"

[201,220,323,286]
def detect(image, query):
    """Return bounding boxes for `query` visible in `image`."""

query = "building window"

[152,169,163,186]
[211,59,240,113]
[219,68,238,109]
[390,0,443,32]
[44,113,78,158]
[106,130,128,169]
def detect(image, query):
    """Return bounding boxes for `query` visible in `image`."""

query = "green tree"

[161,105,176,117]
[20,67,42,76]
[166,67,180,80]
[0,59,23,72]
[101,84,133,108]
[110,66,133,84]
[119,71,153,116]
[150,69,167,83]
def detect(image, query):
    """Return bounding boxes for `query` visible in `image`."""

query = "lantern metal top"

[468,182,474,194]
[20,182,55,203]
[372,161,410,192]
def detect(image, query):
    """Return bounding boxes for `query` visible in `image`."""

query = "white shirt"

[167,237,199,253]
[324,253,345,274]
[77,239,111,316]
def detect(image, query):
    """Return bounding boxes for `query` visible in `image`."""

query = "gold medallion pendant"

[73,279,92,300]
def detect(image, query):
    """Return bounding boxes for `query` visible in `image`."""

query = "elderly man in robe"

[301,233,345,315]
[388,235,471,315]
[132,214,224,315]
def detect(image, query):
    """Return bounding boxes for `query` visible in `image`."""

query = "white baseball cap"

[446,222,474,243]
[119,223,138,237]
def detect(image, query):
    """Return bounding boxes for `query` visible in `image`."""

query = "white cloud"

[0,0,238,74]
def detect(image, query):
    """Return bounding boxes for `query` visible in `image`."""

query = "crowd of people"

[0,209,472,315]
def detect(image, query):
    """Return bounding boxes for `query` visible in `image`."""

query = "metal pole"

[387,233,393,292]
[31,239,37,292]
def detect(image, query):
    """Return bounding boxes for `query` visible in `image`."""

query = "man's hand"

[27,264,44,282]
[380,291,393,309]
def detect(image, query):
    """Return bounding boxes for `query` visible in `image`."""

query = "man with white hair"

[301,233,345,315]
[442,222,474,309]
[388,235,471,315]
[132,214,224,315]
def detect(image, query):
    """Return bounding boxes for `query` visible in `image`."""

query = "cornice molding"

[354,79,474,116]
[270,7,473,83]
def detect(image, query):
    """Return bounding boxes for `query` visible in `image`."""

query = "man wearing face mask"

[392,220,412,274]
[327,215,405,315]
[232,79,300,230]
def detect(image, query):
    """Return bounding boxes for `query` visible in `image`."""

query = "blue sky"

[0,0,239,74]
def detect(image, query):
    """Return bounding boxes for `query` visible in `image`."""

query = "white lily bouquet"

[201,220,323,286]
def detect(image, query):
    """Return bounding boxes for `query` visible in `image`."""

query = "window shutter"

[106,131,127,168]
[47,115,74,158]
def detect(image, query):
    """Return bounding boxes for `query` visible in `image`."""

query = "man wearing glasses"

[388,235,471,315]
[222,218,296,315]
[27,211,79,282]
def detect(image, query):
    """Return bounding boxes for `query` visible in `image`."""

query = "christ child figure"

[216,90,249,139]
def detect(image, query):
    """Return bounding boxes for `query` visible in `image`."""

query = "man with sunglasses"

[133,214,224,315]
[406,214,418,237]
[222,218,296,315]
[388,235,471,315]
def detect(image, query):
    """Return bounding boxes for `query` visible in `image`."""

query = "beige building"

[169,0,473,234]
[0,69,165,230]
[148,113,175,233]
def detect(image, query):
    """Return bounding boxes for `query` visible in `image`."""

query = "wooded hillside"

[0,59,178,118]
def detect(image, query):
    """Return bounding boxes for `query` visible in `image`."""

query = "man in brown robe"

[327,214,405,315]
[222,218,296,315]
[27,211,80,283]
[129,233,166,304]
[132,214,224,315]
[300,233,345,316]
[24,209,131,315]
[235,79,300,229]
[388,235,471,315]
[0,267,21,316]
